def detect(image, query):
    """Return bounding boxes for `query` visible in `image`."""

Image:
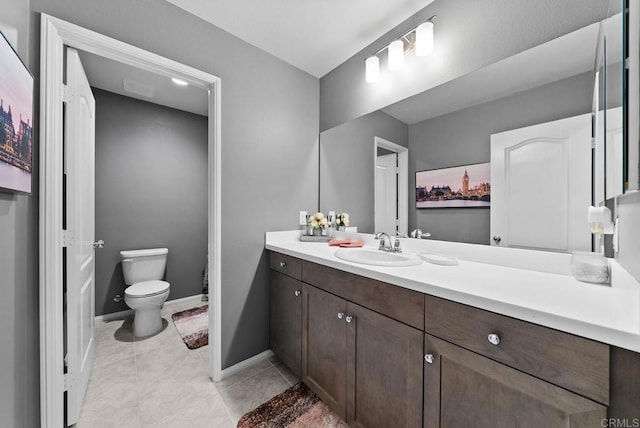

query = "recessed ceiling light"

[171,77,188,86]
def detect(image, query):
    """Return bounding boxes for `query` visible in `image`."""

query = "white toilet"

[120,247,171,337]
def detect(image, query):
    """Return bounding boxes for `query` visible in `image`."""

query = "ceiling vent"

[122,78,155,98]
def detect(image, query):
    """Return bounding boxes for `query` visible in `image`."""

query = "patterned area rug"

[171,305,208,349]
[237,382,349,428]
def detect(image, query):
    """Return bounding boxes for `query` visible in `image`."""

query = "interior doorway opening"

[374,136,408,236]
[39,14,222,427]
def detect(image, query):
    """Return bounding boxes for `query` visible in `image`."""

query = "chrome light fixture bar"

[365,15,436,83]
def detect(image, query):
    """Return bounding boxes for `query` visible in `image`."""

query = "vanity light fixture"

[365,15,436,83]
[171,77,189,86]
[365,56,380,83]
[388,40,405,70]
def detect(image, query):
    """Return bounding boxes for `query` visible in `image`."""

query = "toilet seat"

[125,280,170,298]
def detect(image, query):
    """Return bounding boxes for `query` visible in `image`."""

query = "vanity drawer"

[425,296,610,404]
[269,251,302,280]
[302,260,424,330]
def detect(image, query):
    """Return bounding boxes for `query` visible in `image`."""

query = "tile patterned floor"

[76,296,299,427]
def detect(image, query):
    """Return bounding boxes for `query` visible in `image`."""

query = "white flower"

[321,218,328,226]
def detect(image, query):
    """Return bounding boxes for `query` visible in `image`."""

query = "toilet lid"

[125,280,170,298]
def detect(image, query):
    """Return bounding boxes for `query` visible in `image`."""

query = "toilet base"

[132,306,163,337]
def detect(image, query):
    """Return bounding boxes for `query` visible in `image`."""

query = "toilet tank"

[120,248,168,285]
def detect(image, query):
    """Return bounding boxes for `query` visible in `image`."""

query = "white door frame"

[374,137,408,235]
[39,14,222,427]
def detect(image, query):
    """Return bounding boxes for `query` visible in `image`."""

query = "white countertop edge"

[265,230,640,353]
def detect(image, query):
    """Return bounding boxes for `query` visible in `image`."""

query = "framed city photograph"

[416,162,490,208]
[0,29,34,194]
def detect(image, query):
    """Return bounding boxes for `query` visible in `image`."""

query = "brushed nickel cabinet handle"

[294,290,301,297]
[279,261,286,267]
[345,315,353,323]
[337,312,344,320]
[424,354,434,364]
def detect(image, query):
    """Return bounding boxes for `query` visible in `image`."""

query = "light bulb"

[365,56,380,83]
[416,21,434,56]
[388,40,404,70]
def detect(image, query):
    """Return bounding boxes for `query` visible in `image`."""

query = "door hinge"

[63,373,74,391]
[62,84,74,103]
[62,230,75,247]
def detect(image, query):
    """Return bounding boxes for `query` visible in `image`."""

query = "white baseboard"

[218,349,274,380]
[95,308,134,322]
[165,294,205,307]
[95,294,204,322]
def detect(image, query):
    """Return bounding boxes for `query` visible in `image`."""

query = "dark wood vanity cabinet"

[269,253,302,377]
[268,251,636,427]
[301,283,423,427]
[423,333,606,428]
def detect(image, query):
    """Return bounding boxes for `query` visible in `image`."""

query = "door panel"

[301,284,347,419]
[346,302,423,428]
[424,334,606,428]
[490,113,591,252]
[375,153,397,235]
[65,47,96,426]
[269,271,301,377]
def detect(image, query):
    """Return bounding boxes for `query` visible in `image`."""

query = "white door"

[64,47,97,426]
[490,113,591,252]
[375,153,397,235]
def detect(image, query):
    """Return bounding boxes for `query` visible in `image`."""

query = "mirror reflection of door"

[374,137,408,236]
[490,113,592,252]
[375,151,398,235]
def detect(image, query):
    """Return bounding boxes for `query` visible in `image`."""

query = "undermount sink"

[334,248,422,267]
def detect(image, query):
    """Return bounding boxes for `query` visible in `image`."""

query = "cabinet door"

[302,283,348,419]
[347,302,423,428]
[269,270,301,377]
[424,334,606,428]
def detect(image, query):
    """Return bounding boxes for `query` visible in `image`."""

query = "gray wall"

[320,110,407,233]
[30,0,320,370]
[0,0,40,427]
[409,72,594,244]
[319,0,611,131]
[94,89,208,316]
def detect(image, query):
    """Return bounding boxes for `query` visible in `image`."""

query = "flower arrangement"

[308,212,328,229]
[335,212,350,229]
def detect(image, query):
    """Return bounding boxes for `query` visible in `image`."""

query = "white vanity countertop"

[265,230,640,353]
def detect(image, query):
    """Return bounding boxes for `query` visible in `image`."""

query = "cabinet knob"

[337,312,344,320]
[279,261,286,267]
[294,290,301,297]
[345,315,353,323]
[424,354,434,364]
[492,235,502,244]
[487,333,500,346]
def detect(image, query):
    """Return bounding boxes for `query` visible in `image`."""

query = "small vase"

[337,225,346,232]
[313,227,322,236]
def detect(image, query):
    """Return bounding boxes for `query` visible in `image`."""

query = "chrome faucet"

[411,228,431,239]
[375,232,402,252]
[374,232,392,251]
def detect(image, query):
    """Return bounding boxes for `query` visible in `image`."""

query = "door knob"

[492,235,502,244]
[337,312,344,320]
[424,354,434,364]
[345,315,353,323]
[279,261,286,267]
[92,240,105,249]
[294,290,301,297]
